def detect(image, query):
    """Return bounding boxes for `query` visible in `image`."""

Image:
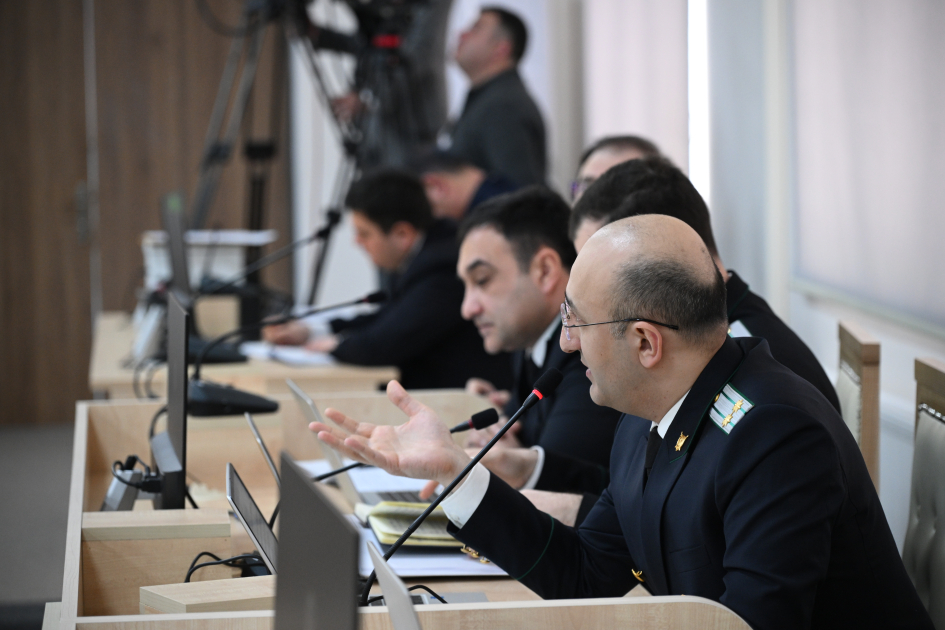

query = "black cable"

[365,584,448,606]
[144,359,163,399]
[186,487,200,509]
[110,456,153,489]
[133,361,146,400]
[185,552,262,583]
[268,502,279,529]
[148,405,168,440]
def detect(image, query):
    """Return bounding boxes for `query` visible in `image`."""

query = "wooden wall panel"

[94,0,292,311]
[0,1,92,425]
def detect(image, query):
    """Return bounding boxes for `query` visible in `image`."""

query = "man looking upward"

[311,215,932,630]
[447,7,546,186]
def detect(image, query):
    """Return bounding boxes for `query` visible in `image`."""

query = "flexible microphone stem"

[314,461,365,481]
[192,292,385,379]
[357,369,562,606]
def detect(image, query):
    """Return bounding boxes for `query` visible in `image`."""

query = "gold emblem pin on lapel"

[632,569,645,582]
[675,431,688,451]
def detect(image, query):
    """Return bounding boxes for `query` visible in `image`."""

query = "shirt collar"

[528,318,559,368]
[652,391,689,439]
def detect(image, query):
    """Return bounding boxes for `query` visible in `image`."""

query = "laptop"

[226,463,278,575]
[368,543,425,628]
[285,379,425,505]
[275,452,360,630]
[244,412,280,487]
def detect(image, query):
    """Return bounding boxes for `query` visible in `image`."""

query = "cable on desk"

[148,405,168,440]
[365,584,448,606]
[184,552,262,583]
[185,487,200,509]
[144,359,163,399]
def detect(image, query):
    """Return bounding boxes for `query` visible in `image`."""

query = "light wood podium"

[89,311,398,399]
[54,391,749,630]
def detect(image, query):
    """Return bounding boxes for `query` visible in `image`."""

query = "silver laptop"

[226,463,278,574]
[244,412,280,487]
[285,379,425,505]
[368,543,423,630]
[275,452,360,630]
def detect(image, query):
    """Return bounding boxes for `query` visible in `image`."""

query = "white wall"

[582,0,690,170]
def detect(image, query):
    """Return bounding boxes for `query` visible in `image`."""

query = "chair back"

[903,357,945,629]
[836,321,880,488]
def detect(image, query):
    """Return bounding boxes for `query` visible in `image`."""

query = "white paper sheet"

[239,342,337,366]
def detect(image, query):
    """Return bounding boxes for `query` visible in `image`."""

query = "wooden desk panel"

[89,312,398,399]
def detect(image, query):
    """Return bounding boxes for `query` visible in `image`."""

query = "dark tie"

[643,426,662,489]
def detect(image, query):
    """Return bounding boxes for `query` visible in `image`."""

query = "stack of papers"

[364,502,462,548]
[240,341,337,366]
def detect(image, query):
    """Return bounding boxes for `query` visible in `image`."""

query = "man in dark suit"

[572,157,841,413]
[415,151,519,222]
[263,169,511,390]
[311,214,932,630]
[453,187,620,491]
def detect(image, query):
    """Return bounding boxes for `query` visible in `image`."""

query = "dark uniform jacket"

[502,322,620,489]
[447,69,546,187]
[554,271,844,523]
[727,270,840,412]
[450,337,932,630]
[330,220,512,390]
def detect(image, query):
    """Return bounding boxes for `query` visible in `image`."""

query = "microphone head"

[469,408,500,431]
[361,290,387,304]
[532,368,564,398]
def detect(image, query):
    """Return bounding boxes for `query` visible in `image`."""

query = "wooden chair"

[836,321,880,489]
[903,357,945,629]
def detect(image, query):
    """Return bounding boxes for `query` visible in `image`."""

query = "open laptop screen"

[226,463,278,574]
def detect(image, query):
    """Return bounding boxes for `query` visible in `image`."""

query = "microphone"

[357,368,563,606]
[313,409,502,481]
[188,291,386,417]
[448,408,500,434]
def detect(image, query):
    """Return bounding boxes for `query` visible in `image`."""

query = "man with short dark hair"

[573,157,840,412]
[446,7,546,186]
[263,169,512,390]
[312,215,933,630]
[453,187,620,492]
[570,135,662,202]
[414,152,519,221]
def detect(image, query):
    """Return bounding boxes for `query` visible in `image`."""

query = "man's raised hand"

[309,380,471,488]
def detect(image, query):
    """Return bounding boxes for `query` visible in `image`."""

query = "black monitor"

[161,191,192,308]
[150,291,189,509]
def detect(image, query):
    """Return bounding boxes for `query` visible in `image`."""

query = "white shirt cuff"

[441,463,491,529]
[519,446,545,490]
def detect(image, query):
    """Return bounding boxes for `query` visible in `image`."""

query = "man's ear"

[629,322,664,369]
[529,246,564,295]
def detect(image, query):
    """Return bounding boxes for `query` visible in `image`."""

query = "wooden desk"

[59,395,748,630]
[89,311,398,399]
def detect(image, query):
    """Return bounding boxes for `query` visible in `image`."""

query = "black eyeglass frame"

[560,302,679,341]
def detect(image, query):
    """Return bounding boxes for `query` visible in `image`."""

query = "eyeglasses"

[560,301,680,341]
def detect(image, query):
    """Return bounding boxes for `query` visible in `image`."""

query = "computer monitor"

[275,452,360,630]
[161,192,192,307]
[150,291,189,509]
